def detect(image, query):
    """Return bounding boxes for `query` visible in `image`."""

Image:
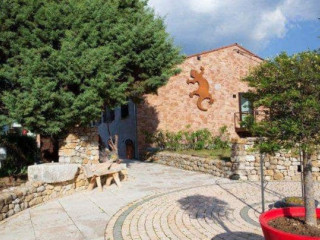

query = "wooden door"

[125,139,134,159]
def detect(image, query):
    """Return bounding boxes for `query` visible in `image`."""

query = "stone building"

[97,43,263,158]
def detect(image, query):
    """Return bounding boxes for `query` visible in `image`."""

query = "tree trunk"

[303,150,317,226]
[40,135,59,163]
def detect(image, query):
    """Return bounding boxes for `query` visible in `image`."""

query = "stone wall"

[59,127,99,164]
[144,138,320,182]
[137,44,262,154]
[231,138,320,181]
[0,167,88,221]
[145,151,234,178]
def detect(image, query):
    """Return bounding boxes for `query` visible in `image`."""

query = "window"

[121,104,129,119]
[239,92,253,121]
[109,110,115,122]
[104,109,115,123]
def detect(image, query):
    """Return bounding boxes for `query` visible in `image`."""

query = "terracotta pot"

[259,207,320,240]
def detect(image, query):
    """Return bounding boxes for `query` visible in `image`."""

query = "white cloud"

[148,0,320,55]
[252,8,287,41]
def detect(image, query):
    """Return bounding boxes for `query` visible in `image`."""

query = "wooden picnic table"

[83,162,127,191]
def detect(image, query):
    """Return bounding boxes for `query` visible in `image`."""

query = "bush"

[165,131,183,151]
[212,126,230,149]
[0,134,39,177]
[143,126,230,151]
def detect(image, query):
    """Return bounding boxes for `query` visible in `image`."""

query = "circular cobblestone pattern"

[105,181,320,240]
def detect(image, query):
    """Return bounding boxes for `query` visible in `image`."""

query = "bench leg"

[96,176,103,192]
[120,169,128,181]
[88,176,96,191]
[106,174,113,187]
[113,172,122,188]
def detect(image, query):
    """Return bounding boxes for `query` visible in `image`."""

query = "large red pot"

[259,207,320,240]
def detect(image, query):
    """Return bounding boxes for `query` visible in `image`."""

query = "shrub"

[165,131,183,151]
[143,126,230,151]
[0,134,39,177]
[212,126,230,149]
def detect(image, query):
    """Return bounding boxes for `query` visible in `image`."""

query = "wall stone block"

[59,127,99,164]
[0,167,88,222]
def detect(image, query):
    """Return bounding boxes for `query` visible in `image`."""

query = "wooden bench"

[83,163,127,191]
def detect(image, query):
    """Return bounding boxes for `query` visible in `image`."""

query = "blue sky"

[148,0,320,59]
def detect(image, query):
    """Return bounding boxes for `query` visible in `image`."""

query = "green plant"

[0,134,38,177]
[144,127,231,152]
[212,126,230,149]
[165,131,183,151]
[243,50,320,226]
[193,129,212,150]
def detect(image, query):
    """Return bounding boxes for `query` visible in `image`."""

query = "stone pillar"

[231,138,259,181]
[58,127,100,164]
[231,137,320,181]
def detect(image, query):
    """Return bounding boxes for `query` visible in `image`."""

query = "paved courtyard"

[0,160,318,240]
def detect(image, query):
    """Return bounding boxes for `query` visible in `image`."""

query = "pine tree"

[0,0,183,161]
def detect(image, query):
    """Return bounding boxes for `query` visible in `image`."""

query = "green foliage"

[212,126,230,149]
[185,129,212,150]
[144,126,231,151]
[165,131,183,151]
[0,134,38,177]
[243,50,320,226]
[243,50,320,153]
[0,0,183,136]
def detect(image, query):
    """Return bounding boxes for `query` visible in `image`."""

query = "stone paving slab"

[0,160,318,240]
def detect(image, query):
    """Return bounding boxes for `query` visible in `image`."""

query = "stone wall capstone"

[145,151,233,178]
[59,127,99,164]
[0,167,88,221]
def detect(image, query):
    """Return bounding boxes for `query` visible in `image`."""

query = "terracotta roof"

[187,43,264,60]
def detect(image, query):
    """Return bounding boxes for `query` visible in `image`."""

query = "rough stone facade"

[137,44,262,154]
[231,138,320,181]
[0,167,88,221]
[145,151,233,178]
[59,127,99,164]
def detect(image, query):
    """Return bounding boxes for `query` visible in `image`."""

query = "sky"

[148,0,320,59]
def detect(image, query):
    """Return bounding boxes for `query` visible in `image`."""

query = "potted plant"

[243,50,320,238]
[260,208,320,240]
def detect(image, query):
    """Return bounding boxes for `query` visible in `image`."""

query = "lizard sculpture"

[187,66,214,111]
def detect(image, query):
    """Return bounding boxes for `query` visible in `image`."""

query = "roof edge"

[187,43,264,61]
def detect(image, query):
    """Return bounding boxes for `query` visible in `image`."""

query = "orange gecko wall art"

[187,66,214,111]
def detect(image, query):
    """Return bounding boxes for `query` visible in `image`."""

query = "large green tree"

[0,0,183,161]
[243,50,320,226]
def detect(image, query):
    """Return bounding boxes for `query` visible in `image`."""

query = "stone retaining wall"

[0,167,88,221]
[145,151,234,178]
[59,127,99,164]
[231,138,320,181]
[145,138,320,182]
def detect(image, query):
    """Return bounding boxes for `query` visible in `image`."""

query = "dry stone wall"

[144,138,320,182]
[59,127,100,164]
[145,151,234,178]
[0,167,88,221]
[231,138,320,181]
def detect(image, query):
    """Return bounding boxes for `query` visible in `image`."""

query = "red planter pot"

[259,207,320,240]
